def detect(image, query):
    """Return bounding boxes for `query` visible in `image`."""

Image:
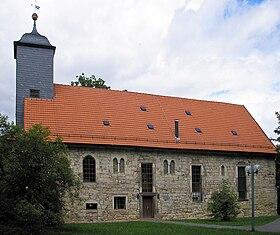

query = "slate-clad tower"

[14,13,55,127]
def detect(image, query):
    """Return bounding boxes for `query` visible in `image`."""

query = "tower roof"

[14,13,55,59]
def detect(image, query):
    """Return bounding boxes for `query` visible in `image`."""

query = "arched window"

[163,160,168,175]
[221,165,225,176]
[113,158,118,173]
[170,160,175,175]
[120,158,125,173]
[83,155,96,182]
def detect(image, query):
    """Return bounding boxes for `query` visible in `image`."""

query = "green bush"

[0,114,80,234]
[207,180,240,221]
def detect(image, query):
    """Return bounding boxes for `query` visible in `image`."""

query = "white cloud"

[183,0,204,12]
[0,0,279,139]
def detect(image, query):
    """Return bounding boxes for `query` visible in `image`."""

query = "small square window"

[185,111,191,115]
[30,89,40,98]
[140,106,147,111]
[114,197,126,209]
[147,124,154,129]
[103,120,110,126]
[195,128,202,133]
[86,203,97,210]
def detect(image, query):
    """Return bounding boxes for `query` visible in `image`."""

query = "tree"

[71,73,110,89]
[0,114,80,235]
[274,111,280,214]
[207,180,240,221]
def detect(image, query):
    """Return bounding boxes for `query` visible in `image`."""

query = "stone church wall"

[65,146,277,222]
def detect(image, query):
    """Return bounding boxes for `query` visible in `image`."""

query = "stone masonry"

[65,146,277,223]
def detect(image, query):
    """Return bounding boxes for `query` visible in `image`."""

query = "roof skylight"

[147,124,154,129]
[140,106,147,111]
[103,120,110,126]
[195,128,202,133]
[185,111,191,115]
[231,130,238,135]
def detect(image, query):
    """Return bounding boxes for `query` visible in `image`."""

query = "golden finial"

[32,13,38,21]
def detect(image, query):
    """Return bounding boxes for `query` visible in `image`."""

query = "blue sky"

[240,0,264,5]
[0,0,279,140]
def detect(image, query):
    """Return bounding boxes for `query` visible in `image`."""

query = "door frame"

[142,196,154,218]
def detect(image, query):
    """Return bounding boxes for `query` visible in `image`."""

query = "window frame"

[170,160,175,175]
[191,165,202,202]
[113,158,118,174]
[30,89,40,98]
[113,157,125,174]
[119,158,125,173]
[86,203,97,210]
[83,155,96,183]
[237,166,247,201]
[163,160,175,175]
[163,160,168,175]
[113,196,127,210]
[141,163,153,193]
[221,165,225,177]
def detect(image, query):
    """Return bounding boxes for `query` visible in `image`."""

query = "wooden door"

[143,196,154,218]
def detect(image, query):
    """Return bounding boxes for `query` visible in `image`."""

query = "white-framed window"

[86,202,97,210]
[113,157,125,174]
[83,155,96,182]
[113,196,127,210]
[163,160,175,175]
[191,165,202,202]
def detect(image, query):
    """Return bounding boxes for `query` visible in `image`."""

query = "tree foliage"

[71,73,110,89]
[0,114,80,235]
[207,180,240,221]
[274,111,280,214]
[274,111,280,153]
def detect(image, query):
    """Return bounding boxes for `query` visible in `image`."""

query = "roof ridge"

[54,83,243,107]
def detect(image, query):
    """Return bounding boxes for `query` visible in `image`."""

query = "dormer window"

[30,89,40,98]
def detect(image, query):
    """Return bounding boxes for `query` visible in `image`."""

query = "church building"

[14,14,277,222]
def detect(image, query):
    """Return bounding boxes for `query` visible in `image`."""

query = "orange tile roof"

[24,84,276,154]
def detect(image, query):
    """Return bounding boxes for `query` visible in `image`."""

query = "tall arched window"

[221,165,225,176]
[170,160,175,175]
[83,155,96,182]
[120,158,125,173]
[163,160,168,175]
[113,158,118,173]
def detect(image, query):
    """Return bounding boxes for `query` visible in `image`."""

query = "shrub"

[207,179,240,221]
[0,114,80,234]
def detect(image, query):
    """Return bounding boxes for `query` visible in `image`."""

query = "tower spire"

[31,13,38,34]
[31,0,40,34]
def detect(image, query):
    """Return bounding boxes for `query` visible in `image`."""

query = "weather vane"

[31,0,40,12]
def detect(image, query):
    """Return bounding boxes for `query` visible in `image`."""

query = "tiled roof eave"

[49,133,276,155]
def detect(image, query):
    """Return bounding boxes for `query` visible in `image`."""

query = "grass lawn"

[178,215,280,226]
[46,221,277,235]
